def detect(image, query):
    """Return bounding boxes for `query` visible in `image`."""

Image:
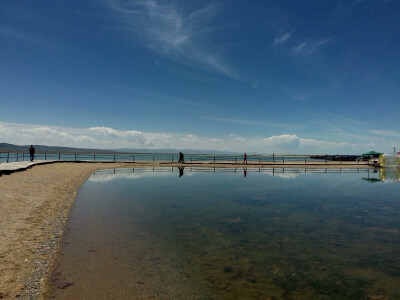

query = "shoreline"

[0,162,135,299]
[0,162,377,299]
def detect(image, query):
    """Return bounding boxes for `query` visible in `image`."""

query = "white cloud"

[263,134,299,145]
[292,38,331,55]
[106,0,237,78]
[0,122,383,154]
[274,32,291,44]
[88,170,172,182]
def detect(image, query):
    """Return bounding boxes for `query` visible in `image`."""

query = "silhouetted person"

[29,145,35,161]
[178,166,184,177]
[178,152,184,163]
[244,153,247,164]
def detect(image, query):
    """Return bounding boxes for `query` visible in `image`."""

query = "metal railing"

[0,151,366,165]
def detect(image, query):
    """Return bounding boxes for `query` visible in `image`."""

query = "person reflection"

[178,166,184,177]
[243,168,247,178]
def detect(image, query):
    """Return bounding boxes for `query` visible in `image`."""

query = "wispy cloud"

[292,38,332,55]
[202,116,293,128]
[370,130,400,138]
[106,0,237,78]
[274,32,291,44]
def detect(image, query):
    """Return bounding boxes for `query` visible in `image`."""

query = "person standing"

[244,153,247,164]
[29,145,35,161]
[178,152,184,163]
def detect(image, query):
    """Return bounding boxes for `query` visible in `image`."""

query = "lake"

[49,167,399,299]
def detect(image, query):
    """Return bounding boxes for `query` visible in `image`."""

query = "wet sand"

[0,161,373,299]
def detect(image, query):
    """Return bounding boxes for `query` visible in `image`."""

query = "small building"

[361,151,382,162]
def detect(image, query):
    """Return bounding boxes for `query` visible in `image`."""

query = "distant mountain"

[112,148,238,154]
[0,143,237,155]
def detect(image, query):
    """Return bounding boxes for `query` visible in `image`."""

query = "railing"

[93,166,379,176]
[0,151,365,165]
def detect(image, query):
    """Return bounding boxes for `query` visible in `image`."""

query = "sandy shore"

[0,161,374,299]
[0,162,136,299]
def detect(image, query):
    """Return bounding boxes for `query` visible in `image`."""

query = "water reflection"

[89,167,393,183]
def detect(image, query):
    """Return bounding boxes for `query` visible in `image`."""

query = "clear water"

[50,167,400,299]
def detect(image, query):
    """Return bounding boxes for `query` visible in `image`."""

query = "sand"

[0,162,135,299]
[0,161,373,299]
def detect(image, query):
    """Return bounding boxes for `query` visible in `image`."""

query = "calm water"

[50,167,400,300]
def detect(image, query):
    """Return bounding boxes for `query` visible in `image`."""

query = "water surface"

[50,167,400,299]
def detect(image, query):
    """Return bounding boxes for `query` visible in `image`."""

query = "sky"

[1,0,399,154]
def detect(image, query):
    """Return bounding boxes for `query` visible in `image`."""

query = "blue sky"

[1,0,399,154]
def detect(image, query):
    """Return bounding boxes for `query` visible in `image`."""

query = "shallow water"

[50,167,400,299]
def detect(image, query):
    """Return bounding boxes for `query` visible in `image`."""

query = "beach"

[0,161,374,299]
[0,162,137,299]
